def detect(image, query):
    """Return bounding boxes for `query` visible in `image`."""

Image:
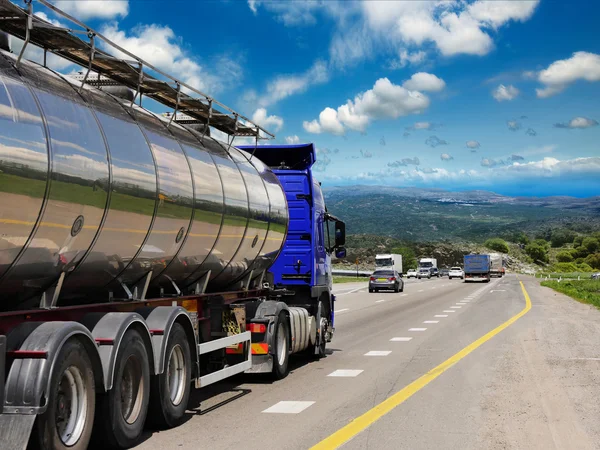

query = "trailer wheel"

[272,313,290,380]
[30,338,95,450]
[94,329,150,449]
[148,323,191,429]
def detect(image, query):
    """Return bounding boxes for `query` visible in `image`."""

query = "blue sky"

[21,0,600,197]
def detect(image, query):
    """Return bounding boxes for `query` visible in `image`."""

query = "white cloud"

[285,135,301,144]
[440,153,454,161]
[403,72,446,92]
[466,140,481,149]
[389,49,427,70]
[248,1,258,14]
[251,108,283,132]
[54,0,128,20]
[492,84,520,101]
[467,1,540,29]
[304,77,430,135]
[303,107,345,135]
[250,60,329,108]
[536,51,600,98]
[554,117,599,129]
[100,23,242,95]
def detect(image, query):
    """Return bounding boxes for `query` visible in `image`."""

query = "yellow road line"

[311,280,533,450]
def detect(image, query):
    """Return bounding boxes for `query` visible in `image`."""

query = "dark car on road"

[431,267,440,277]
[369,269,404,293]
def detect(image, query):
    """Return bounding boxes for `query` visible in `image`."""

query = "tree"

[534,238,550,250]
[484,238,509,253]
[573,235,584,247]
[582,237,600,254]
[584,253,600,270]
[525,243,549,264]
[391,246,417,270]
[550,229,576,248]
[556,251,574,263]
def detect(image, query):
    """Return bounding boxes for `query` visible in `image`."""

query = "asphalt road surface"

[135,275,600,450]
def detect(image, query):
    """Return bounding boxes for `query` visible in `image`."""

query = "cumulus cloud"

[285,135,300,144]
[553,117,599,129]
[403,72,446,92]
[440,153,454,161]
[389,49,427,70]
[466,140,481,150]
[101,23,242,95]
[535,51,600,98]
[251,108,283,132]
[526,128,537,136]
[304,77,430,135]
[54,0,128,19]
[247,60,329,108]
[425,135,448,147]
[507,120,521,131]
[492,84,520,101]
[481,158,506,168]
[510,154,525,161]
[387,157,420,168]
[406,121,436,131]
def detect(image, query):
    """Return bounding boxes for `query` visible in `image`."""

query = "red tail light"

[370,276,376,281]
[246,323,267,333]
[389,277,396,281]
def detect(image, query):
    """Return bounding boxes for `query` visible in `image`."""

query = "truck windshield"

[373,271,394,276]
[420,262,432,268]
[376,258,392,267]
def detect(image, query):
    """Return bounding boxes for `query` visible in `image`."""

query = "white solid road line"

[390,337,413,342]
[336,287,366,296]
[423,320,439,324]
[365,351,392,356]
[435,315,448,317]
[262,401,315,414]
[328,370,364,377]
[409,328,427,331]
[336,308,350,313]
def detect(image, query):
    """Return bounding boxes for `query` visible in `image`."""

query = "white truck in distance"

[419,258,438,269]
[375,254,403,274]
[489,252,504,277]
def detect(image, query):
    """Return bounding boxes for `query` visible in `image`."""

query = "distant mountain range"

[323,186,600,243]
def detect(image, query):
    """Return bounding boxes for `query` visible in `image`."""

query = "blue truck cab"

[238,144,346,342]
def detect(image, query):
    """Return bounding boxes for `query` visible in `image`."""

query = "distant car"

[431,267,440,277]
[417,268,431,279]
[439,268,450,277]
[369,269,404,293]
[406,269,418,278]
[448,267,464,279]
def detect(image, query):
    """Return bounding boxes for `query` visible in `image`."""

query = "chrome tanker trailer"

[0,2,346,449]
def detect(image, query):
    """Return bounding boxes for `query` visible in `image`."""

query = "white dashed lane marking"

[337,308,350,313]
[443,310,456,313]
[409,328,427,331]
[375,299,385,303]
[390,337,413,342]
[365,351,392,356]
[450,306,462,309]
[328,370,364,377]
[263,401,315,414]
[435,314,448,317]
[423,320,439,324]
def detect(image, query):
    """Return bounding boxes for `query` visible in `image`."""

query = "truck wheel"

[30,338,95,450]
[148,323,191,429]
[94,329,150,449]
[272,313,290,380]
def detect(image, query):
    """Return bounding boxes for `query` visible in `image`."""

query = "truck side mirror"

[335,221,345,247]
[335,247,346,259]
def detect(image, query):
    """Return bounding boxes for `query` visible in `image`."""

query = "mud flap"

[0,414,36,450]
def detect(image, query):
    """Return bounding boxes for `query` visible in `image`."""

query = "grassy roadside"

[333,276,368,284]
[541,279,600,309]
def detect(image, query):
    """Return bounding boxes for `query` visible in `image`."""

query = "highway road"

[135,275,600,450]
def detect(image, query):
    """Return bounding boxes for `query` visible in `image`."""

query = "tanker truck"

[0,2,346,449]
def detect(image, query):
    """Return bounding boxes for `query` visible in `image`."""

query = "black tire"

[148,323,191,430]
[94,329,150,449]
[369,288,373,293]
[30,338,95,450]
[272,313,290,380]
[399,285,404,292]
